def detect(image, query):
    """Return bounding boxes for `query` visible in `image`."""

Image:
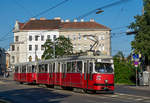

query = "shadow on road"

[0,87,70,103]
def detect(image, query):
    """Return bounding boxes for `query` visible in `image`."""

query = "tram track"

[20,83,150,103]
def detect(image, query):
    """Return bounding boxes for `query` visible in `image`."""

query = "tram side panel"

[37,64,49,84]
[92,74,114,91]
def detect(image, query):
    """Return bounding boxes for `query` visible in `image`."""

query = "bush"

[114,58,136,85]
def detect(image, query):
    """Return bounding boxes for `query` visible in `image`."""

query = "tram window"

[105,64,113,73]
[58,63,60,73]
[38,65,41,72]
[95,63,113,73]
[62,64,64,73]
[67,62,72,73]
[39,65,45,73]
[42,64,45,72]
[84,63,87,73]
[15,66,18,73]
[49,63,52,73]
[64,64,66,73]
[45,64,48,72]
[72,61,82,73]
[72,61,77,73]
[53,63,55,73]
[77,61,82,73]
[89,63,93,73]
[32,65,35,73]
[22,65,26,73]
[28,65,32,73]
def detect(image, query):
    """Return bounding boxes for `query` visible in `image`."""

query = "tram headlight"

[105,79,108,83]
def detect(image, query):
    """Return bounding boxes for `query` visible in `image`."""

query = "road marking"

[135,98,143,101]
[0,81,5,84]
[144,100,150,103]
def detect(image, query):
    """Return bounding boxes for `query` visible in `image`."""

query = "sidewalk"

[0,75,13,81]
[128,85,150,91]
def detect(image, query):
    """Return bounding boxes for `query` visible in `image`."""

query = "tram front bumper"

[93,83,114,91]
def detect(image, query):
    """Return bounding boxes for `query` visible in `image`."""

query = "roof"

[60,22,110,30]
[19,19,61,30]
[17,19,110,30]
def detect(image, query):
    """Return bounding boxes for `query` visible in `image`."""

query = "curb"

[0,99,11,103]
[128,86,150,91]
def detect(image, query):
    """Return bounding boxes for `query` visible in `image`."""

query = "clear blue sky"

[0,0,143,56]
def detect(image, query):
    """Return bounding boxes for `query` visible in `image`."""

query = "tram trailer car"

[14,55,114,93]
[14,62,37,84]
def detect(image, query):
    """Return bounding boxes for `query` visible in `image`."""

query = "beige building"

[59,19,111,55]
[9,17,111,65]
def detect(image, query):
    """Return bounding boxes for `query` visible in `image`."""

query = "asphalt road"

[0,79,150,103]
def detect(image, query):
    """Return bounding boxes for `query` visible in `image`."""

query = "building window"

[12,56,15,63]
[41,45,44,50]
[47,35,50,40]
[17,47,19,51]
[17,57,19,63]
[35,45,38,50]
[73,35,76,40]
[99,35,104,40]
[41,35,44,41]
[84,36,87,40]
[29,45,32,51]
[29,36,32,41]
[78,33,81,40]
[12,45,15,51]
[15,36,19,42]
[99,44,104,51]
[53,35,56,40]
[35,35,39,41]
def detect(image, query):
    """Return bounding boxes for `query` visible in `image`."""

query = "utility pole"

[35,36,40,61]
[53,38,56,59]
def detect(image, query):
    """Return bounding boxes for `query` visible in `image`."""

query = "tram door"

[61,62,67,86]
[48,63,53,85]
[83,61,93,89]
[54,62,62,85]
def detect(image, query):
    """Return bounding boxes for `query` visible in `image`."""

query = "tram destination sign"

[97,58,111,63]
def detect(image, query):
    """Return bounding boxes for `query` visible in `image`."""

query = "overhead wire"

[74,0,132,20]
[11,0,33,16]
[0,0,69,49]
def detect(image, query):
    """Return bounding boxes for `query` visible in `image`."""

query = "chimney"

[40,17,46,20]
[54,17,61,20]
[74,19,77,22]
[65,19,70,22]
[81,19,84,22]
[30,18,36,20]
[90,18,94,22]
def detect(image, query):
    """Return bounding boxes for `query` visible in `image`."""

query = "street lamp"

[96,9,104,14]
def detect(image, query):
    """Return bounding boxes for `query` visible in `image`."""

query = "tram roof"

[38,55,113,63]
[14,55,113,66]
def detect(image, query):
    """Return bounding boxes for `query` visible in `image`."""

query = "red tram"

[14,55,114,93]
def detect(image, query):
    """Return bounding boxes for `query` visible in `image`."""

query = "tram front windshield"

[95,62,113,73]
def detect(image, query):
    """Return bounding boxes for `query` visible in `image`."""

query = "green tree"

[114,51,125,60]
[113,52,136,84]
[129,0,150,70]
[42,36,73,59]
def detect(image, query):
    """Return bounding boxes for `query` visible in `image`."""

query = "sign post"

[134,61,138,87]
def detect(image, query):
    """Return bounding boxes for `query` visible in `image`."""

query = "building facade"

[9,17,111,65]
[59,19,111,55]
[0,48,6,75]
[9,17,60,65]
